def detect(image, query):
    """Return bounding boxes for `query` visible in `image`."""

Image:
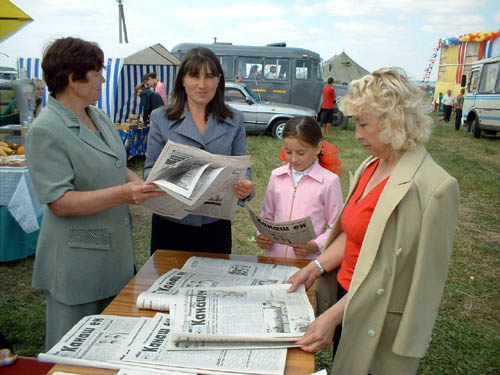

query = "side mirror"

[246,98,253,105]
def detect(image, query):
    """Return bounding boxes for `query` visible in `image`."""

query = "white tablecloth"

[0,166,45,233]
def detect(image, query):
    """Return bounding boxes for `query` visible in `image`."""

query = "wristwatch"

[313,259,326,275]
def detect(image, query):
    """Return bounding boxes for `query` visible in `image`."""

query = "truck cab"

[463,56,500,138]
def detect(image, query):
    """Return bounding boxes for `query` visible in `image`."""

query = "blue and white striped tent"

[18,43,179,123]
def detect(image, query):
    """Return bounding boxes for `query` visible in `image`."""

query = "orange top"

[337,159,389,291]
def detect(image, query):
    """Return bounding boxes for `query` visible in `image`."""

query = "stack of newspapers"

[38,257,315,375]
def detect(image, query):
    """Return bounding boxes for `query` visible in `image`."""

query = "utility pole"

[117,0,129,43]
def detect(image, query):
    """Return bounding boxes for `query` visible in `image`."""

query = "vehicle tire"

[473,117,481,138]
[271,119,287,139]
[332,110,344,127]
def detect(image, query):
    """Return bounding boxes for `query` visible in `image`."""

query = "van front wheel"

[271,119,287,139]
[473,117,481,138]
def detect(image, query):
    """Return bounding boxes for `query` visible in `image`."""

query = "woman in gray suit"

[144,47,253,255]
[287,67,460,374]
[25,37,164,350]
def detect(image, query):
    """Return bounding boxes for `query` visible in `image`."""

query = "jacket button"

[115,160,122,168]
[376,288,385,296]
[124,217,130,225]
[367,329,376,337]
[395,247,402,256]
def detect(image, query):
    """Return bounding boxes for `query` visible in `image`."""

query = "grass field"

[0,115,498,374]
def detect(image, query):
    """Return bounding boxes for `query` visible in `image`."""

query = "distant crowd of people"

[1,36,461,375]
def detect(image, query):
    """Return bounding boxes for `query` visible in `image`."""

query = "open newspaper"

[246,204,317,245]
[169,284,314,350]
[143,140,250,220]
[38,313,287,375]
[114,313,287,374]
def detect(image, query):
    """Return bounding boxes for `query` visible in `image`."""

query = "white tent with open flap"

[17,43,180,124]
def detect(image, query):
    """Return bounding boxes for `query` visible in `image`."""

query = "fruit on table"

[16,146,24,155]
[0,142,15,156]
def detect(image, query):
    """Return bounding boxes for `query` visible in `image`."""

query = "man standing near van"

[455,88,465,131]
[321,77,336,134]
[442,89,454,123]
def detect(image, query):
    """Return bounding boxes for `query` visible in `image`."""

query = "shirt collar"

[275,160,325,183]
[47,95,95,128]
[167,105,238,128]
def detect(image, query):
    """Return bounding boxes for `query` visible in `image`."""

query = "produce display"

[0,141,18,156]
[0,142,26,166]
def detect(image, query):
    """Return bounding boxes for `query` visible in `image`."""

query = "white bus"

[463,56,500,138]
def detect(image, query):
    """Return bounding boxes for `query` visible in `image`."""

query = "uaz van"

[463,56,500,138]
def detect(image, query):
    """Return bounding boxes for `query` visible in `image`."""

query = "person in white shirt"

[442,89,455,123]
[265,66,278,79]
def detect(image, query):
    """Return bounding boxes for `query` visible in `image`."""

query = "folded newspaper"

[136,256,300,312]
[168,284,314,349]
[143,140,251,220]
[181,256,300,282]
[38,313,287,375]
[246,204,317,245]
[137,269,282,312]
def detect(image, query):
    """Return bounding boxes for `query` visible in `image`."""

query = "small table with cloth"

[117,126,150,159]
[0,166,45,262]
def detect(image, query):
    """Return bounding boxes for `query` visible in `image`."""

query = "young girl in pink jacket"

[257,116,344,259]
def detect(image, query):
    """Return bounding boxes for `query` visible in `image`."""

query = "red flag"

[478,41,486,60]
[456,42,467,84]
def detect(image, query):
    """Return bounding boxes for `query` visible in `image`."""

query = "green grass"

[0,115,498,374]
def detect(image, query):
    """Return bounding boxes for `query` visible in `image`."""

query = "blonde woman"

[288,67,460,374]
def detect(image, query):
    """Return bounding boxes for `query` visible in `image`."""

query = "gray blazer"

[26,96,135,306]
[144,106,252,226]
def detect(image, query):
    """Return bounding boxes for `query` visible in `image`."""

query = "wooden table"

[48,250,316,375]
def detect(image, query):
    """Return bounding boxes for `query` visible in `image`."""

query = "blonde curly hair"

[340,67,432,151]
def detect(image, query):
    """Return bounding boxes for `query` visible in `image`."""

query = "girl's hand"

[287,261,320,292]
[256,234,273,249]
[121,182,165,205]
[233,179,253,199]
[292,241,319,258]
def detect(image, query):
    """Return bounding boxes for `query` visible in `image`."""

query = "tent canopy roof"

[124,43,180,65]
[322,51,369,84]
[0,0,32,43]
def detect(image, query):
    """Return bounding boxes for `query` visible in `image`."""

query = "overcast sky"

[2,0,499,81]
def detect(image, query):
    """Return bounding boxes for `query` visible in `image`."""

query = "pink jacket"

[260,161,343,259]
[155,81,168,105]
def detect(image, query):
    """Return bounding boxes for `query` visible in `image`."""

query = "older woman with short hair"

[288,67,460,374]
[26,37,163,350]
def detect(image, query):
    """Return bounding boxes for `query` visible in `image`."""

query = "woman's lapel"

[347,145,428,299]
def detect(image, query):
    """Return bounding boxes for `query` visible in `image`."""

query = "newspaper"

[137,268,281,312]
[181,256,299,282]
[169,284,314,345]
[246,204,317,245]
[38,313,287,375]
[143,140,250,220]
[113,313,287,375]
[38,315,144,370]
